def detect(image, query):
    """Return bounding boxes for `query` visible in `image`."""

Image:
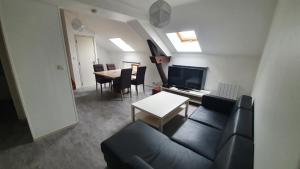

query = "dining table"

[94,69,121,79]
[94,69,136,80]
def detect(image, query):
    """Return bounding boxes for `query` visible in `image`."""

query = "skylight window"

[109,38,135,52]
[166,30,202,52]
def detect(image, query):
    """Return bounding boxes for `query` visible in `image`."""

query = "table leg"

[131,106,135,122]
[185,101,189,118]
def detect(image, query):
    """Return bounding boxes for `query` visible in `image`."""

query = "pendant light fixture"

[149,0,171,28]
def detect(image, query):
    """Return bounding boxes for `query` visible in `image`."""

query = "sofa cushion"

[171,119,222,160]
[212,135,254,169]
[201,95,236,114]
[125,156,154,169]
[218,108,253,150]
[233,95,253,111]
[189,106,228,130]
[101,121,212,169]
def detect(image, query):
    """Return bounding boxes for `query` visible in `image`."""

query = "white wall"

[252,0,300,169]
[108,51,161,86]
[0,0,78,139]
[96,46,113,66]
[170,53,260,95]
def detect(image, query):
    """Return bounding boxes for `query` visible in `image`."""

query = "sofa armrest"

[125,156,154,169]
[202,95,236,114]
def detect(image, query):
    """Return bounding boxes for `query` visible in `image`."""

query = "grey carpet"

[0,86,196,169]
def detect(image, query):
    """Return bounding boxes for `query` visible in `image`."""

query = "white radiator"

[217,83,239,100]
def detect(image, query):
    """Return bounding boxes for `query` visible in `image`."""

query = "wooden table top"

[94,69,121,79]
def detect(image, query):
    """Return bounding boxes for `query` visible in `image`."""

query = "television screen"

[168,66,206,90]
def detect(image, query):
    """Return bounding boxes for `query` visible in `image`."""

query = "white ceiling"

[43,0,278,57]
[66,11,148,52]
[156,0,278,56]
[112,0,277,56]
[111,0,199,12]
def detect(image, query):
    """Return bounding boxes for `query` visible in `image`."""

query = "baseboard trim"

[33,121,78,141]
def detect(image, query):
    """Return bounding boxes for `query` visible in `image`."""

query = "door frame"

[74,34,98,88]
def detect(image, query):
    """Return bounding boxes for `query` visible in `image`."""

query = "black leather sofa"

[101,95,254,169]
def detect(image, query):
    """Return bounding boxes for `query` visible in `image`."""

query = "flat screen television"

[168,65,207,90]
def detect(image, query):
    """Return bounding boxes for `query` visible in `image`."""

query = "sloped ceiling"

[43,0,277,57]
[65,11,148,52]
[107,0,277,57]
[156,0,278,57]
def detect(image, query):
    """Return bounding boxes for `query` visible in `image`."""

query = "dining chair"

[113,68,132,100]
[106,64,116,70]
[131,64,139,75]
[131,66,146,95]
[93,64,112,93]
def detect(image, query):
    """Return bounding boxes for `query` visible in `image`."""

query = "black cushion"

[234,95,253,111]
[212,136,254,169]
[101,121,212,169]
[189,106,228,130]
[171,119,222,160]
[201,95,236,115]
[218,108,253,150]
[125,156,154,169]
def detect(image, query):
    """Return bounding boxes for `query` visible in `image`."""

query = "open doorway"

[0,21,32,150]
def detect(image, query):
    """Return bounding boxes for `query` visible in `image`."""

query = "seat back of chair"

[106,64,116,70]
[135,66,147,85]
[120,68,132,89]
[93,64,104,72]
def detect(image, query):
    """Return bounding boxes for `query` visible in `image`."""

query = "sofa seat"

[101,121,212,169]
[171,119,222,160]
[212,135,254,169]
[218,108,254,149]
[189,106,228,130]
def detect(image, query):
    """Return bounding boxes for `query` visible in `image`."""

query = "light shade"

[149,0,171,28]
[71,18,84,31]
[109,38,135,52]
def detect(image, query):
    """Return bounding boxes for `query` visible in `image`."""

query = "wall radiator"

[217,83,240,100]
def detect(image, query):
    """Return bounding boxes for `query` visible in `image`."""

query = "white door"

[0,0,78,139]
[75,35,96,87]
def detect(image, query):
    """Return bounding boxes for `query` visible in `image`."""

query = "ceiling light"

[149,0,172,28]
[109,38,135,52]
[71,18,84,31]
[91,9,97,13]
[166,30,202,52]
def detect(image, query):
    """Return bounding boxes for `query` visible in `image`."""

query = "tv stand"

[162,87,210,104]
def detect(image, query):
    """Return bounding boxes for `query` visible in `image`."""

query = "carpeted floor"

[0,86,196,169]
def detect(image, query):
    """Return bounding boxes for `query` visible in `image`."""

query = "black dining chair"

[113,68,132,100]
[93,64,112,93]
[106,64,116,70]
[131,66,146,95]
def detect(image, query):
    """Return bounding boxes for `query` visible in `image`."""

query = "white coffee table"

[131,91,190,132]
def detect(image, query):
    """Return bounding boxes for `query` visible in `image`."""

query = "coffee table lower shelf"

[135,105,185,130]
